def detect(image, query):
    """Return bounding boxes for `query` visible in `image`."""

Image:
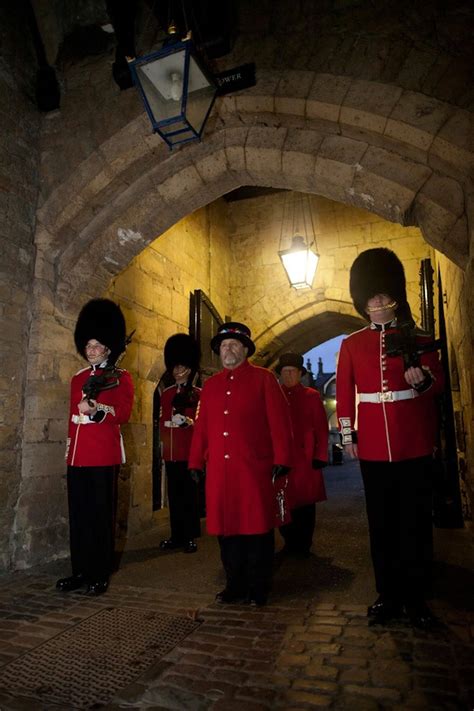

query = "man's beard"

[222,354,240,367]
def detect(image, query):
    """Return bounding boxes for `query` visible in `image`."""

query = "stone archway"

[14,73,474,568]
[255,310,365,369]
[35,73,471,302]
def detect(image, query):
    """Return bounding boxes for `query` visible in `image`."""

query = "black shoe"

[404,601,438,629]
[247,594,267,607]
[87,579,109,596]
[367,596,402,625]
[56,574,86,592]
[367,595,387,617]
[159,538,183,551]
[215,588,245,604]
[183,540,197,553]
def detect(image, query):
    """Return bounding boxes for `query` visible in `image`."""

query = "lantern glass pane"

[281,249,308,287]
[280,248,319,289]
[305,250,319,285]
[186,55,216,133]
[137,49,186,122]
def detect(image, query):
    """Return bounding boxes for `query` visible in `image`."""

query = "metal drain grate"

[0,607,200,709]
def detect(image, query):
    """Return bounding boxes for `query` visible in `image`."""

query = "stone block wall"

[228,192,435,357]
[105,200,231,536]
[0,2,41,569]
[437,253,474,520]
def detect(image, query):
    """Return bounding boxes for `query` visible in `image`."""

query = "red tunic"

[66,366,134,467]
[188,359,293,536]
[336,324,443,462]
[159,384,201,462]
[282,383,328,508]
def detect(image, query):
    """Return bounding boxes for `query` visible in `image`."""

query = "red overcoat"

[66,366,134,467]
[159,384,201,462]
[336,324,443,462]
[282,383,328,508]
[188,359,293,536]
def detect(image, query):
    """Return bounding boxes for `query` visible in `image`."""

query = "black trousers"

[67,465,119,581]
[218,531,274,599]
[360,456,434,603]
[280,503,316,554]
[165,461,201,542]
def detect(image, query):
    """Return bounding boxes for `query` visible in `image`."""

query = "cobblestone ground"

[0,463,471,710]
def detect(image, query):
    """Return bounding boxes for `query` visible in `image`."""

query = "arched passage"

[34,73,471,307]
[14,73,473,569]
[257,310,365,369]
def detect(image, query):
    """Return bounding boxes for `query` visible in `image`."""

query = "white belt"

[359,389,418,403]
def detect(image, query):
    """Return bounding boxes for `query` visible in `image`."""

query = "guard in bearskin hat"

[159,334,201,553]
[188,322,293,606]
[349,247,413,324]
[336,248,443,628]
[275,353,328,558]
[56,299,134,596]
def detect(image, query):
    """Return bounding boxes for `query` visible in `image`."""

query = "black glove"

[413,370,433,393]
[271,464,291,482]
[312,459,327,469]
[189,469,204,483]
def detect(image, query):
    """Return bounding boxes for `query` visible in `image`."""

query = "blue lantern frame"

[129,40,217,149]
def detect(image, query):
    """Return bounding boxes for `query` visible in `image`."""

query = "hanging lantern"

[278,193,320,289]
[279,235,319,290]
[128,37,217,149]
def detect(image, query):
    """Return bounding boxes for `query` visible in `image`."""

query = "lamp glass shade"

[279,236,319,289]
[129,41,217,148]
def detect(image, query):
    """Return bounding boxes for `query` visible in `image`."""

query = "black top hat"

[74,298,126,365]
[275,352,307,375]
[349,248,412,322]
[164,333,200,373]
[210,322,256,357]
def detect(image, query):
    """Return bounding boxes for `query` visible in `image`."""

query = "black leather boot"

[87,579,109,596]
[215,588,246,604]
[247,592,267,607]
[56,574,86,592]
[404,601,438,629]
[159,538,183,550]
[183,540,197,553]
[367,595,402,625]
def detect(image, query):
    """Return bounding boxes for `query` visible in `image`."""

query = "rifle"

[83,330,135,405]
[385,320,442,371]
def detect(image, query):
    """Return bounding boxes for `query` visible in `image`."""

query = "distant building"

[313,357,334,398]
[301,358,316,389]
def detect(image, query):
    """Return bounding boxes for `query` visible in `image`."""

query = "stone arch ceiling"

[35,71,473,315]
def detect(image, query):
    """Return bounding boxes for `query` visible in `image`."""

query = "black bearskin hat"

[164,334,200,373]
[74,298,126,365]
[349,248,412,322]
